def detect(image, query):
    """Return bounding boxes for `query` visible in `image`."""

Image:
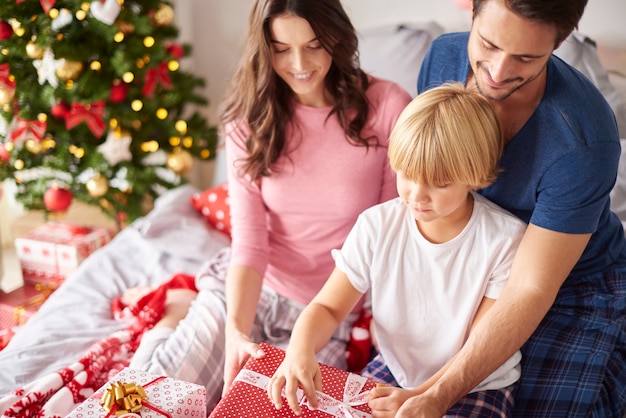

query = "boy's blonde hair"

[388,83,503,189]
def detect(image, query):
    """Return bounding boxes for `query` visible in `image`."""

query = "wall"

[175,0,626,188]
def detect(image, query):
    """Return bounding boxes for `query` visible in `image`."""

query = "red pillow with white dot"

[190,182,231,238]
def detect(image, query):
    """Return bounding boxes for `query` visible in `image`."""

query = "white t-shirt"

[332,192,526,391]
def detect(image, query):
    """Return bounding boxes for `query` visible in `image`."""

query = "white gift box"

[15,221,112,287]
[66,367,207,418]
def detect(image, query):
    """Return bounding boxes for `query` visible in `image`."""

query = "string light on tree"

[0,1,217,221]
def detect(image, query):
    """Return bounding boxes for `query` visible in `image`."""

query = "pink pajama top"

[224,76,411,307]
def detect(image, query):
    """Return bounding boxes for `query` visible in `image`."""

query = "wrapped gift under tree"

[15,221,112,287]
[210,342,377,418]
[0,282,53,332]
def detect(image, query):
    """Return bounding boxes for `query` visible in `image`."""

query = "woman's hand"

[222,328,265,396]
[267,351,322,416]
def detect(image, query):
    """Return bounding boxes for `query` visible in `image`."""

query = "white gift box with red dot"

[14,221,113,287]
[66,367,207,418]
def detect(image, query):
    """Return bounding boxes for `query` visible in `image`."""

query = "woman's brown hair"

[219,0,372,180]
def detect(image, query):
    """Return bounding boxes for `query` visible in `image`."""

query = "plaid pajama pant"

[514,269,626,417]
[362,354,517,417]
[130,248,355,413]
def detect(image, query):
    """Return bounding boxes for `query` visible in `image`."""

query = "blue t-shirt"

[418,32,626,276]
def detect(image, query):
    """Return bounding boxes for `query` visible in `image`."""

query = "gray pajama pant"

[129,249,355,413]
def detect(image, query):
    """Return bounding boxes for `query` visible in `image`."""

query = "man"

[368,0,626,416]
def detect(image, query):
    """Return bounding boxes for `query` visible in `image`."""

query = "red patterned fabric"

[0,273,196,418]
[190,183,231,238]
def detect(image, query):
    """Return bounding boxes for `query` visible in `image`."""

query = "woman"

[129,0,411,411]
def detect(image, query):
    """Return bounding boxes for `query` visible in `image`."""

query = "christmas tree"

[0,0,218,227]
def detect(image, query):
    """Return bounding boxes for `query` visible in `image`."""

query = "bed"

[0,21,625,416]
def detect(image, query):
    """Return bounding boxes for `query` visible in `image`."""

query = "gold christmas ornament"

[0,87,13,107]
[153,4,174,26]
[8,19,21,31]
[26,40,45,59]
[56,60,84,81]
[166,148,193,175]
[25,139,43,154]
[86,173,109,198]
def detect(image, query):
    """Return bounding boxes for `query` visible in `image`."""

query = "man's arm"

[397,224,591,416]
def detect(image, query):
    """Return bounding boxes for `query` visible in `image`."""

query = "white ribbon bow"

[234,369,372,418]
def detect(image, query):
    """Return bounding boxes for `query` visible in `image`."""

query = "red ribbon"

[142,62,172,98]
[40,0,56,13]
[10,118,46,143]
[99,376,172,418]
[65,100,107,138]
[0,63,16,91]
[15,0,56,12]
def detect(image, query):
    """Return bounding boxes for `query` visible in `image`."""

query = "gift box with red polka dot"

[210,342,376,417]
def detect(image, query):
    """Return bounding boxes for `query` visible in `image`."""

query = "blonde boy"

[269,83,526,416]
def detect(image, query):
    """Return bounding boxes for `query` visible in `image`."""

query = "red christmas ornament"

[109,83,128,103]
[0,21,13,40]
[0,144,9,162]
[44,184,73,212]
[166,43,184,59]
[51,101,70,119]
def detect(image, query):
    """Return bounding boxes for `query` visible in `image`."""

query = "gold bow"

[101,381,147,415]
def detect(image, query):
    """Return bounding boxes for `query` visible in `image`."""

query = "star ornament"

[97,129,132,166]
[33,48,62,88]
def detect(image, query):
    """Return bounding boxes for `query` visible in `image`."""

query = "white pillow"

[358,22,445,97]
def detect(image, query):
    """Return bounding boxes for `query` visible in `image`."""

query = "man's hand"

[395,393,448,418]
[367,386,415,417]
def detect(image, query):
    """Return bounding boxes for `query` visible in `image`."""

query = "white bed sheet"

[0,185,230,395]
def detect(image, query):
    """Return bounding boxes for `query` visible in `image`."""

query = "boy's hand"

[267,352,322,415]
